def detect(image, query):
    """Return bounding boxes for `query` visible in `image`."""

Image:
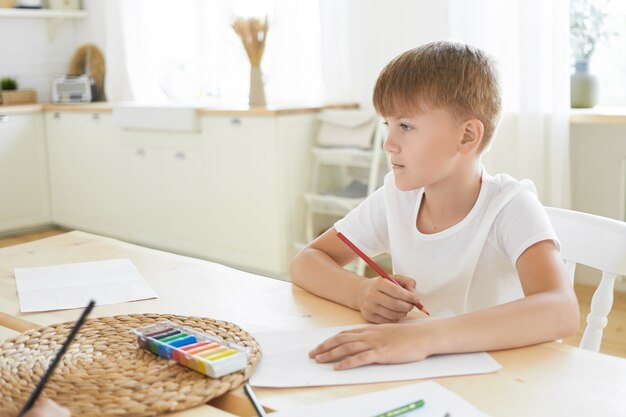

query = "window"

[116,0,324,104]
[571,0,626,105]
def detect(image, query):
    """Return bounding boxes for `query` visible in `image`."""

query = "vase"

[249,65,266,107]
[570,61,599,108]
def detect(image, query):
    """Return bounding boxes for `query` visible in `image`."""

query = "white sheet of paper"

[250,313,501,387]
[15,258,158,312]
[268,380,490,417]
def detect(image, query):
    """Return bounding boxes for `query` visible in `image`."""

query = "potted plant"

[0,77,37,106]
[1,77,17,91]
[570,0,616,108]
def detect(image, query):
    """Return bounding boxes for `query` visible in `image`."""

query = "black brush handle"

[17,300,95,417]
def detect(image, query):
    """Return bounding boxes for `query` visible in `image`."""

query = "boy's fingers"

[309,332,358,357]
[365,312,395,324]
[379,280,422,306]
[392,275,417,291]
[374,304,409,321]
[334,349,377,370]
[313,341,370,363]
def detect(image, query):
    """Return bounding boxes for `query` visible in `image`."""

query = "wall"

[0,0,105,103]
[319,0,449,108]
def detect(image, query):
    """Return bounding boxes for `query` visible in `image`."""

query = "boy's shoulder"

[482,171,538,198]
[480,171,544,229]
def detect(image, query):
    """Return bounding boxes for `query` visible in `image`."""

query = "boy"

[290,41,579,370]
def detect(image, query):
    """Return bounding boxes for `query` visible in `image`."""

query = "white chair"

[545,206,626,352]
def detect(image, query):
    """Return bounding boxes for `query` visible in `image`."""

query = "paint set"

[132,321,249,378]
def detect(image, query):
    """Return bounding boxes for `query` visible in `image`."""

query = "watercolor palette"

[132,321,249,378]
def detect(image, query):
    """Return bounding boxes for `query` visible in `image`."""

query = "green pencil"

[374,399,425,417]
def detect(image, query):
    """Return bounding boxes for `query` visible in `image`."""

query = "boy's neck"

[417,161,483,234]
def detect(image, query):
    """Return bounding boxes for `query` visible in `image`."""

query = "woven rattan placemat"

[0,313,261,417]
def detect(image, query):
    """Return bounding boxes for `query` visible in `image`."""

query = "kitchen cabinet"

[570,120,626,222]
[45,111,123,235]
[0,112,50,233]
[202,114,316,277]
[41,104,347,278]
[120,130,207,257]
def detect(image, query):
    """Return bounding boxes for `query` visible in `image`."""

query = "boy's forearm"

[290,248,365,310]
[424,291,579,355]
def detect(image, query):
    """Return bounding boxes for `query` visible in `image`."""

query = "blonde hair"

[373,41,501,152]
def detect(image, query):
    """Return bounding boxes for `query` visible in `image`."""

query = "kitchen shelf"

[0,8,87,18]
[0,8,88,40]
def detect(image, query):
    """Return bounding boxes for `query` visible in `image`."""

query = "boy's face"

[383,107,467,191]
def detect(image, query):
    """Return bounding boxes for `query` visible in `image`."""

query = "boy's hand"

[309,322,432,370]
[356,274,422,323]
[24,399,71,417]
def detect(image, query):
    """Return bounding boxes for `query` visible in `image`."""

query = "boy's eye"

[400,123,413,132]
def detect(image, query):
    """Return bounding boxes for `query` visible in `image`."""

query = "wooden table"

[1,231,625,416]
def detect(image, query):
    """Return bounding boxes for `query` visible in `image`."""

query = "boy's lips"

[391,162,405,168]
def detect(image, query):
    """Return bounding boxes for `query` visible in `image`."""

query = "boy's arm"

[290,227,365,310]
[310,239,580,369]
[431,239,580,354]
[290,227,422,323]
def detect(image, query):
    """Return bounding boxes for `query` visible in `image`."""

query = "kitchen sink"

[113,103,199,132]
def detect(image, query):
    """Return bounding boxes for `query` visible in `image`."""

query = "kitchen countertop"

[0,102,358,115]
[570,106,626,124]
[4,103,624,121]
[0,104,45,114]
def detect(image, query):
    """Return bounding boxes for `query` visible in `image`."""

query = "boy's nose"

[383,133,398,154]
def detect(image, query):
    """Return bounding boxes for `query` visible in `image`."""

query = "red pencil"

[337,231,430,316]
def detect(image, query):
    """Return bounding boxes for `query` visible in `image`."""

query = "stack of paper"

[15,258,158,312]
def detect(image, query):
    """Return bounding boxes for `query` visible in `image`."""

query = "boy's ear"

[459,118,484,154]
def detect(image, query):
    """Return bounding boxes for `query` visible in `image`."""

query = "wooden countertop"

[570,106,626,124]
[5,103,625,122]
[0,102,358,115]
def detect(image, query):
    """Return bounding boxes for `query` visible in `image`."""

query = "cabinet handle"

[92,113,100,120]
[136,148,146,156]
[175,151,186,160]
[0,115,8,123]
[230,117,242,125]
[54,112,61,119]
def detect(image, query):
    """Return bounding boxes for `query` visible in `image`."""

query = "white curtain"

[103,0,137,102]
[103,0,324,105]
[319,0,450,109]
[448,0,571,207]
[319,0,571,207]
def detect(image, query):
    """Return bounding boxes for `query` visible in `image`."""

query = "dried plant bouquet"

[231,16,269,67]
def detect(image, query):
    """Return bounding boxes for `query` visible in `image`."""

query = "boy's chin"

[393,178,422,192]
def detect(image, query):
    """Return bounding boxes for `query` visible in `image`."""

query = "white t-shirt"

[334,169,559,315]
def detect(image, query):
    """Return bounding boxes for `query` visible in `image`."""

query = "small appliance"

[51,75,92,104]
[15,0,42,8]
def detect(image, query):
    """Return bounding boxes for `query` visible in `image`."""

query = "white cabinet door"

[121,131,206,257]
[161,146,205,255]
[0,112,50,232]
[45,111,122,234]
[202,114,316,277]
[122,143,162,245]
[203,116,281,274]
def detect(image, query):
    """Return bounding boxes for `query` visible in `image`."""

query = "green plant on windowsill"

[0,77,17,91]
[569,0,618,108]
[570,0,616,64]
